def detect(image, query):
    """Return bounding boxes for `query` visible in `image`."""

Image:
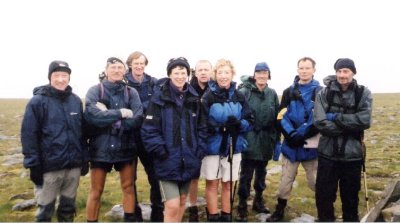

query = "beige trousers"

[277,156,318,199]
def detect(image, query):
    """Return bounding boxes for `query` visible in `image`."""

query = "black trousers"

[134,130,164,212]
[237,159,268,200]
[315,156,362,222]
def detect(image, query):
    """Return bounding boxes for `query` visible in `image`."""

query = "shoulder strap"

[99,83,105,100]
[326,84,364,112]
[98,82,131,107]
[354,85,365,109]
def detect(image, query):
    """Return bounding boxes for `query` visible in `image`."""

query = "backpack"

[325,84,365,113]
[325,83,365,157]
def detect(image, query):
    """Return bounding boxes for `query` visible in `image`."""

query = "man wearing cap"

[267,57,321,222]
[21,60,88,222]
[235,62,280,221]
[84,57,143,222]
[313,58,372,221]
[141,57,208,222]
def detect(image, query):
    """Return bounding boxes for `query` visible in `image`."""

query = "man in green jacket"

[236,62,280,221]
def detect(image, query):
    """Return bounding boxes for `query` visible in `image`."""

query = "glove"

[96,102,108,111]
[326,113,337,121]
[286,131,306,148]
[225,115,241,136]
[30,166,43,186]
[120,108,133,118]
[81,162,89,176]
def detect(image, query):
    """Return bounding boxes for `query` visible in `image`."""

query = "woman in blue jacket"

[200,59,253,222]
[141,57,207,222]
[85,57,143,222]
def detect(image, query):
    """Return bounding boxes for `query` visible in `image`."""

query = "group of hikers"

[21,52,373,222]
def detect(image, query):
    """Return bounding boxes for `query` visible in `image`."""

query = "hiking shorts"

[200,154,241,182]
[90,160,132,173]
[159,180,191,202]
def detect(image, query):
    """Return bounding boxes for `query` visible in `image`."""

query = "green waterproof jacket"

[238,76,280,161]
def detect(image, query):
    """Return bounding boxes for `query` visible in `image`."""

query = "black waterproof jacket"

[21,85,86,173]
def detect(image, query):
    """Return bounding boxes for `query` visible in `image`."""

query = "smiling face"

[169,66,188,90]
[131,55,147,81]
[254,70,269,87]
[336,68,354,88]
[215,65,233,89]
[106,62,126,83]
[50,71,70,91]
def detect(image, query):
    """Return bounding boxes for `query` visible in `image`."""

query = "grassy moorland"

[0,93,399,222]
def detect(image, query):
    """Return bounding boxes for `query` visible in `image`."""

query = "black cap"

[166,57,190,76]
[48,60,71,80]
[334,58,357,74]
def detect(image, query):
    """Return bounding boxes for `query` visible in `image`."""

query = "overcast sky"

[0,0,399,98]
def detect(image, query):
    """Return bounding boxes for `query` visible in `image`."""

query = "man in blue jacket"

[21,60,87,222]
[267,57,321,222]
[125,51,162,221]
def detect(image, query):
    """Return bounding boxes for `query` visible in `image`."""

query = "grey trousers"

[35,168,80,222]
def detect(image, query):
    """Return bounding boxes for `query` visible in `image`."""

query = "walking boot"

[206,207,220,222]
[124,212,137,222]
[219,211,232,222]
[150,206,164,222]
[188,206,199,222]
[252,192,270,214]
[135,204,143,222]
[235,200,248,222]
[266,198,287,222]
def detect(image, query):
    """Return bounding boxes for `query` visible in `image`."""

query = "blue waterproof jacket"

[280,76,320,162]
[84,80,143,163]
[21,85,86,173]
[125,72,158,113]
[141,79,208,181]
[201,81,254,156]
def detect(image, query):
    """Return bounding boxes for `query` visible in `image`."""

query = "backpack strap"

[98,82,131,107]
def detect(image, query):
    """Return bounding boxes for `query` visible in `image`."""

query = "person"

[141,57,208,222]
[124,51,163,221]
[313,58,372,222]
[267,57,321,222]
[84,57,143,222]
[187,59,213,222]
[235,62,280,221]
[200,58,254,222]
[21,60,88,222]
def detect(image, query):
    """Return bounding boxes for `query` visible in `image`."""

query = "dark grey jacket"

[84,80,143,163]
[313,75,372,161]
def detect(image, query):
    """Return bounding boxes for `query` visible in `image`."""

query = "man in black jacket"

[21,60,88,222]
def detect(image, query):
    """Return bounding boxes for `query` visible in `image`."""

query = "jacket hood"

[33,84,72,99]
[240,75,257,90]
[323,75,337,87]
[323,74,359,92]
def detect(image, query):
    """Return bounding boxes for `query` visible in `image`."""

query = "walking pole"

[229,136,234,222]
[361,139,370,212]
